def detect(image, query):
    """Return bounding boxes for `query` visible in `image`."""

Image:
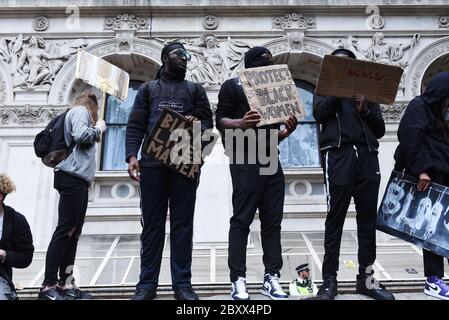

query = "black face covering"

[247,56,274,68]
[244,46,273,69]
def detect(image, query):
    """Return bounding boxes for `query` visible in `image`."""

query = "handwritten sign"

[238,64,305,126]
[142,108,218,180]
[316,55,403,105]
[75,50,130,101]
[378,171,449,258]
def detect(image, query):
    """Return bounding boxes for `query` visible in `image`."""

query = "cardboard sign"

[142,108,218,180]
[75,50,130,101]
[238,64,305,126]
[377,171,449,258]
[316,55,404,105]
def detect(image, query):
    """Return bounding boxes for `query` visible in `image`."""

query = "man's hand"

[0,249,6,261]
[279,115,298,140]
[353,94,369,115]
[417,172,431,192]
[185,115,199,125]
[238,110,261,129]
[127,156,140,182]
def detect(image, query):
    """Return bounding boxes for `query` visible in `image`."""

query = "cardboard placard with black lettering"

[378,171,449,258]
[142,108,218,180]
[238,64,305,127]
[316,55,404,105]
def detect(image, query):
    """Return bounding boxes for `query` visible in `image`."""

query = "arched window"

[279,80,321,168]
[101,80,144,171]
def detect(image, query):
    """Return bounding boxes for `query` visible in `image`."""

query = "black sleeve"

[398,100,434,176]
[189,83,213,130]
[125,83,150,163]
[2,214,34,269]
[215,80,236,131]
[312,95,339,123]
[362,102,385,139]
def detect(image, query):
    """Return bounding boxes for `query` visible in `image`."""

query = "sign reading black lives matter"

[142,108,218,180]
[378,171,449,258]
[238,64,305,126]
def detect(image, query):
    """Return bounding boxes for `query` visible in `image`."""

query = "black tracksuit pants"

[228,162,285,282]
[423,171,449,278]
[44,170,88,286]
[322,146,380,280]
[137,166,197,291]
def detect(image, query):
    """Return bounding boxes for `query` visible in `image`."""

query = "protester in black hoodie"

[0,173,34,300]
[125,42,213,301]
[313,48,394,300]
[216,46,298,300]
[397,71,449,300]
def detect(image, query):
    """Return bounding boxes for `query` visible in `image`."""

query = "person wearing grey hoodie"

[39,92,107,301]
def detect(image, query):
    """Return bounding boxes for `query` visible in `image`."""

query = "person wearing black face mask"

[216,46,298,300]
[125,42,213,301]
[396,72,449,300]
[313,48,394,301]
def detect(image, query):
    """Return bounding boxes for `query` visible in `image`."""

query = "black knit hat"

[244,46,271,68]
[331,48,356,59]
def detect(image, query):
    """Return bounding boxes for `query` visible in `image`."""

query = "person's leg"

[136,167,169,291]
[43,171,89,288]
[258,163,284,277]
[58,185,88,287]
[424,249,445,278]
[168,171,197,290]
[228,164,261,282]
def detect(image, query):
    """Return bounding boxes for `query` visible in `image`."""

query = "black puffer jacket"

[397,72,449,177]
[313,95,385,153]
[0,205,34,290]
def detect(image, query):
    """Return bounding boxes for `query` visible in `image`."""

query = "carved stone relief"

[438,16,449,28]
[367,14,385,30]
[103,14,149,31]
[33,16,49,32]
[0,34,87,90]
[380,103,408,122]
[272,13,315,30]
[202,15,218,30]
[0,105,68,126]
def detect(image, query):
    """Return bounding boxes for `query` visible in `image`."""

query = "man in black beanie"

[313,48,394,300]
[125,42,213,300]
[216,46,298,300]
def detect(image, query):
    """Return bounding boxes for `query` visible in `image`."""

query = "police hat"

[296,263,310,273]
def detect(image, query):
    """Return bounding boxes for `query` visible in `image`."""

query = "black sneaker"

[356,274,395,300]
[317,278,337,300]
[174,286,199,300]
[131,288,157,300]
[58,287,93,300]
[38,287,64,301]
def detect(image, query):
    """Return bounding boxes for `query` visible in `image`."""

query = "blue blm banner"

[377,171,449,258]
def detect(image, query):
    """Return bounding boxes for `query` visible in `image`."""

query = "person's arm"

[0,214,34,269]
[312,94,339,123]
[278,116,298,142]
[362,102,386,139]
[125,83,150,182]
[398,100,434,178]
[189,84,213,130]
[70,108,103,144]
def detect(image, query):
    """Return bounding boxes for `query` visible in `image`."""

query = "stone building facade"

[0,0,448,251]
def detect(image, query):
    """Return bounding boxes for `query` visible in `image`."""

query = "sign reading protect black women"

[378,171,449,258]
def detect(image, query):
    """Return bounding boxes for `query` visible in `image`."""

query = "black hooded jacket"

[0,205,34,290]
[397,72,449,177]
[313,95,385,153]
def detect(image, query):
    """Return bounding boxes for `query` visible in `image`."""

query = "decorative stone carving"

[438,16,449,28]
[166,34,251,87]
[367,14,385,30]
[0,34,87,89]
[104,14,149,31]
[0,105,68,126]
[0,80,7,105]
[33,16,49,32]
[202,15,218,30]
[115,30,135,54]
[272,13,315,30]
[380,103,408,122]
[336,32,420,68]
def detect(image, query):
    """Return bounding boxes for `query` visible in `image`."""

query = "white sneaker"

[261,273,288,300]
[231,277,250,300]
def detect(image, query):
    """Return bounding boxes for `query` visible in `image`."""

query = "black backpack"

[33,111,75,168]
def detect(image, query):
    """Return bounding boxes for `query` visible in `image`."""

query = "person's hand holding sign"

[279,115,298,141]
[417,172,431,192]
[353,94,369,116]
[185,115,200,125]
[128,156,140,182]
[239,110,261,129]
